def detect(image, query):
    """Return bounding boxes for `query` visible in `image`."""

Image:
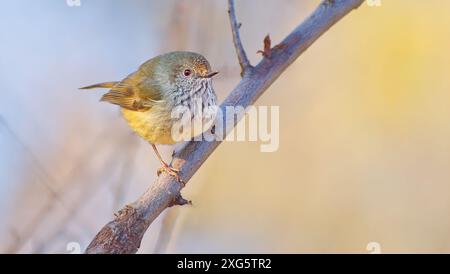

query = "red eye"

[183,69,192,77]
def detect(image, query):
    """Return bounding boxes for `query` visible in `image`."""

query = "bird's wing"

[99,70,163,112]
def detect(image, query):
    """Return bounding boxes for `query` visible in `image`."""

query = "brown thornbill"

[81,51,219,183]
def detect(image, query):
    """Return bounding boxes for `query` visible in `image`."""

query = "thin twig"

[85,0,365,254]
[228,0,252,76]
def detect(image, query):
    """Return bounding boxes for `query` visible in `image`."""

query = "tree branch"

[228,0,252,76]
[85,0,365,254]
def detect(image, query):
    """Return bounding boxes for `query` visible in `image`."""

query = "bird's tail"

[79,81,119,90]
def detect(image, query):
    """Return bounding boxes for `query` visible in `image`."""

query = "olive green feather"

[80,58,163,111]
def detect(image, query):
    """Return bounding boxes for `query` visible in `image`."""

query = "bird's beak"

[204,71,219,78]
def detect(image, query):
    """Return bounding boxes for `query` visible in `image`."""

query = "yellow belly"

[121,107,176,145]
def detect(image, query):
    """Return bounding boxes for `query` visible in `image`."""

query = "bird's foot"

[157,164,185,186]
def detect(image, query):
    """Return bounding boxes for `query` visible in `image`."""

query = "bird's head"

[163,51,218,93]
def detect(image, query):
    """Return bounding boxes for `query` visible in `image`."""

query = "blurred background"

[1,0,450,253]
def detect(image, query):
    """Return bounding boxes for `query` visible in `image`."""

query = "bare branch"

[228,0,252,76]
[85,0,365,254]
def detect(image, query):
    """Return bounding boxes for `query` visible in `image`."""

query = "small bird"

[81,51,218,183]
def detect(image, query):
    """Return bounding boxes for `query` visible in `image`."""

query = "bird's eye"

[183,69,192,77]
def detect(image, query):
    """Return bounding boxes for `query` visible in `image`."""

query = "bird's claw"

[157,165,186,186]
